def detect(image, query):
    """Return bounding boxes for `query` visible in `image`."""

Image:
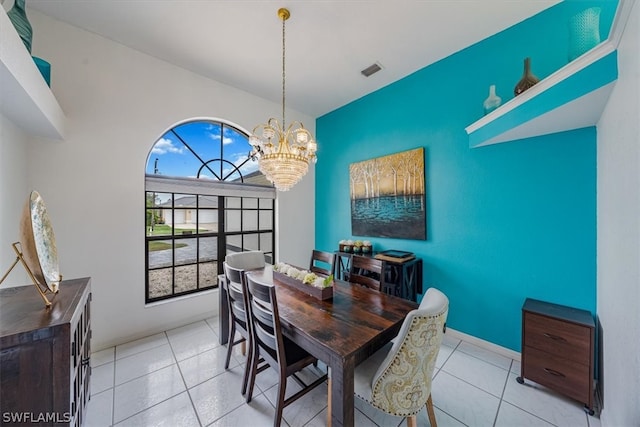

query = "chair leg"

[245,343,259,403]
[273,371,287,427]
[406,415,417,427]
[241,336,253,395]
[326,377,332,427]
[224,322,236,369]
[426,394,437,427]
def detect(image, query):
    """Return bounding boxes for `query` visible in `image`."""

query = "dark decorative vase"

[514,57,539,96]
[7,0,33,53]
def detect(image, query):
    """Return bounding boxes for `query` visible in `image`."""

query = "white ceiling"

[24,0,559,118]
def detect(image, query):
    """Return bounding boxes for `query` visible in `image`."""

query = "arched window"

[144,119,275,303]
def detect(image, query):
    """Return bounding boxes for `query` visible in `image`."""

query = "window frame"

[144,119,275,304]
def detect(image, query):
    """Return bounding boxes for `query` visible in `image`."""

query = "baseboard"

[445,327,521,361]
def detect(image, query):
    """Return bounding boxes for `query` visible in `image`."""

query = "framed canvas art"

[350,147,426,240]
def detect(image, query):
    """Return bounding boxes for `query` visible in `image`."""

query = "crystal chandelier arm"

[285,121,317,154]
[268,117,282,129]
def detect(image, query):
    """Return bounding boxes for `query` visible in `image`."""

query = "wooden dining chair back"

[309,250,335,277]
[222,262,254,395]
[244,272,328,427]
[352,287,449,427]
[349,255,386,292]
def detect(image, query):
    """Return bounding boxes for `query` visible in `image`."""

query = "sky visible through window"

[146,121,258,181]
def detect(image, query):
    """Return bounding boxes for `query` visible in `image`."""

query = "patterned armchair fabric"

[354,287,449,417]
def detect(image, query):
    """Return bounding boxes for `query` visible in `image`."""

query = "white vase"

[483,85,502,115]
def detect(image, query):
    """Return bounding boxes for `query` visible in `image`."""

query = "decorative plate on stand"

[19,190,60,292]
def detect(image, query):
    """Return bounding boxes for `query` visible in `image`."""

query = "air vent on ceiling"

[361,62,383,77]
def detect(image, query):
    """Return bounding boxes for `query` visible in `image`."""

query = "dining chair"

[349,255,387,292]
[244,272,329,427]
[222,251,266,394]
[337,287,449,427]
[225,250,266,271]
[309,249,335,277]
[222,262,254,395]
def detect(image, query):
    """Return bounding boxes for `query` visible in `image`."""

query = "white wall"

[276,176,316,266]
[24,10,315,350]
[0,114,29,287]
[597,1,640,425]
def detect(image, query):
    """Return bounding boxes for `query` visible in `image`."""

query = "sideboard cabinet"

[334,252,423,302]
[0,277,92,426]
[517,298,595,415]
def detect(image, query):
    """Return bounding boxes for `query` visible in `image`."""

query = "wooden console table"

[0,277,92,425]
[334,251,422,301]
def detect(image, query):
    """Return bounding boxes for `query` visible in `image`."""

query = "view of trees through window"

[144,120,274,303]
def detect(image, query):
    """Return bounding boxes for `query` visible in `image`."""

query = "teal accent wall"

[315,1,611,351]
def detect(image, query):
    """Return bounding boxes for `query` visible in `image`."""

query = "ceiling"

[24,0,559,118]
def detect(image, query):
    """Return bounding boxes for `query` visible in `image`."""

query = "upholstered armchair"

[353,287,449,427]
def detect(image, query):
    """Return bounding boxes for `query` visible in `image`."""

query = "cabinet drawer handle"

[543,367,565,377]
[543,333,567,342]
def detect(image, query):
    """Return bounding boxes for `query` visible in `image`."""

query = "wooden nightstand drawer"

[523,346,591,404]
[524,312,591,365]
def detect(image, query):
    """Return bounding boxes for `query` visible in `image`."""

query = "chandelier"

[249,8,317,192]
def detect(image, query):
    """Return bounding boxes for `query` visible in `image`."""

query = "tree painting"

[350,148,426,240]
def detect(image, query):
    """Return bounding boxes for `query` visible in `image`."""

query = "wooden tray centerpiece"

[272,262,333,300]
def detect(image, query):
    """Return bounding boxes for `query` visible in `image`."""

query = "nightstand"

[517,298,595,415]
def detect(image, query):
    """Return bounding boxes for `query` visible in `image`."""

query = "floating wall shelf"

[0,8,65,140]
[466,42,618,148]
[466,0,636,148]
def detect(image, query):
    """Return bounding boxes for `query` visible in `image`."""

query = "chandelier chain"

[281,14,286,129]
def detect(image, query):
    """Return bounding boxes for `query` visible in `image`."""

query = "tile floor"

[86,316,601,427]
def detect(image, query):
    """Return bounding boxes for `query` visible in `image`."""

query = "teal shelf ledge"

[466,41,618,148]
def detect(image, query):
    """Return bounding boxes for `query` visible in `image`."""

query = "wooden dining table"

[245,266,418,427]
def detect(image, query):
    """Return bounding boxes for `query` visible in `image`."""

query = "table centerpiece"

[272,262,334,300]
